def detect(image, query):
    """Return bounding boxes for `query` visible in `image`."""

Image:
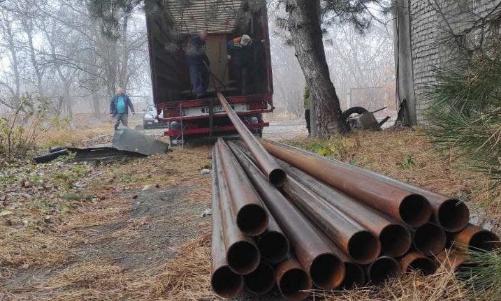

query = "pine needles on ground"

[425,53,501,188]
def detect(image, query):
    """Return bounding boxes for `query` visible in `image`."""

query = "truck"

[145,0,274,144]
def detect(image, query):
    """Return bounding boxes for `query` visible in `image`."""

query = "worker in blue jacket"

[110,87,135,130]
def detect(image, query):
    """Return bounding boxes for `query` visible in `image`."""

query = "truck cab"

[145,0,273,143]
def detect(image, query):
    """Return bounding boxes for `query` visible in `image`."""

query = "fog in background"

[0,0,395,122]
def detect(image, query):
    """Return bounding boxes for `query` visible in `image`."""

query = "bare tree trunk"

[22,20,44,97]
[286,0,348,137]
[119,12,130,88]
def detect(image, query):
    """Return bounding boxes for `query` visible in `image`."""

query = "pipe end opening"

[244,263,275,295]
[227,241,260,275]
[237,204,268,236]
[438,199,470,232]
[408,257,437,276]
[380,224,412,257]
[269,168,286,187]
[211,266,244,298]
[368,257,401,284]
[341,262,366,289]
[278,268,311,301]
[310,253,345,289]
[257,231,289,263]
[414,223,447,256]
[400,194,432,227]
[470,230,501,251]
[348,231,381,263]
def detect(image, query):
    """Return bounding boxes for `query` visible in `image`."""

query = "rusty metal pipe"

[413,223,447,256]
[210,150,244,297]
[264,140,469,232]
[256,207,290,264]
[214,146,260,275]
[217,139,268,236]
[230,147,345,289]
[232,142,380,263]
[341,262,366,289]
[217,93,286,186]
[261,140,432,227]
[400,251,437,275]
[367,256,402,284]
[281,175,381,264]
[451,224,500,251]
[276,258,312,301]
[244,261,275,296]
[277,159,411,258]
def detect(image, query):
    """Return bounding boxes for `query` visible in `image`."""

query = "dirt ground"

[0,121,499,300]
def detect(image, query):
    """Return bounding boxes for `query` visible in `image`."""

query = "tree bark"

[286,0,348,137]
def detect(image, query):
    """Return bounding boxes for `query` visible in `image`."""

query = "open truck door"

[145,0,273,143]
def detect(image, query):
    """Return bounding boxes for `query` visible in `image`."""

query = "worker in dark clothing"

[186,30,210,98]
[304,86,311,136]
[227,34,255,95]
[110,87,135,130]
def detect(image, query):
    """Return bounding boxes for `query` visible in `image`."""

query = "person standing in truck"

[186,30,210,98]
[227,34,255,94]
[110,87,135,130]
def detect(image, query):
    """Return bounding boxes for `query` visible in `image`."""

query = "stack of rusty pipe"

[210,93,500,300]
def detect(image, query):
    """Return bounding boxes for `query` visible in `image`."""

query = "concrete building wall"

[405,0,501,123]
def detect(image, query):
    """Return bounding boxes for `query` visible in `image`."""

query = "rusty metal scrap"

[208,114,497,299]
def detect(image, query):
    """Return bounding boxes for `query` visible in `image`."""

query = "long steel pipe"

[230,147,346,289]
[451,224,500,251]
[263,140,469,232]
[367,256,402,284]
[413,223,447,256]
[243,261,275,296]
[217,93,286,186]
[216,139,268,236]
[277,159,412,258]
[400,251,437,275]
[214,146,260,275]
[261,140,432,227]
[280,175,381,264]
[210,149,244,298]
[256,206,290,264]
[276,258,312,301]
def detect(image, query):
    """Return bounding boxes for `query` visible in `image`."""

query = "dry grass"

[37,124,113,148]
[2,128,499,300]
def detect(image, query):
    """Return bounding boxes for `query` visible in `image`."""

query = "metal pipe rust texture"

[400,251,437,275]
[451,224,500,251]
[214,145,260,275]
[256,206,290,264]
[261,140,432,227]
[263,140,469,232]
[413,223,447,256]
[281,175,381,264]
[276,258,312,301]
[210,149,244,298]
[279,160,412,258]
[367,256,402,284]
[243,261,275,296]
[229,145,346,289]
[217,93,286,186]
[217,139,268,236]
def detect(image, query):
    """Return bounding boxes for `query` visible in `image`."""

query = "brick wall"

[408,0,501,123]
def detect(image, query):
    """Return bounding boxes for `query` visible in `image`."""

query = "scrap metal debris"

[208,93,500,300]
[34,129,169,164]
